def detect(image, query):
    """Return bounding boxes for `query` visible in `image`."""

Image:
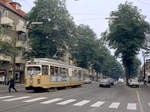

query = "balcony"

[16,40,25,48]
[0,17,13,26]
[16,24,27,33]
[16,56,25,64]
[0,54,11,62]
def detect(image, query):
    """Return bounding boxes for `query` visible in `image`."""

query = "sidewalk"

[0,84,24,90]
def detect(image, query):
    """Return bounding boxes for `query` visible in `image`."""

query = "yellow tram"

[25,58,83,91]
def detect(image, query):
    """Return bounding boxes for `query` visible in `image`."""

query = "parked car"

[107,78,115,85]
[99,79,111,87]
[128,79,139,88]
[84,78,92,84]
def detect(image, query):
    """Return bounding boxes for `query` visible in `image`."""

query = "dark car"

[99,79,111,87]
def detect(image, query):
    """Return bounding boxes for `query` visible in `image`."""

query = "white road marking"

[24,97,47,103]
[109,102,120,109]
[40,98,62,104]
[73,100,90,106]
[148,103,150,107]
[90,101,104,107]
[3,96,30,101]
[127,103,136,110]
[57,99,76,105]
[0,96,14,99]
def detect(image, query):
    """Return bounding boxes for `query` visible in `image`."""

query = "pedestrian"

[7,76,17,93]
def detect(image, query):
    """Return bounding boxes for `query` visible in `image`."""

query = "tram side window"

[78,70,83,81]
[42,65,49,75]
[61,68,69,81]
[55,67,61,82]
[72,70,78,81]
[50,66,55,81]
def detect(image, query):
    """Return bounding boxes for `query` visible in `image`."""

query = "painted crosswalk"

[0,95,150,111]
[40,98,62,104]
[24,97,47,103]
[127,103,136,110]
[90,101,104,107]
[109,102,120,109]
[3,96,30,101]
[57,99,76,105]
[0,96,14,99]
[73,100,90,106]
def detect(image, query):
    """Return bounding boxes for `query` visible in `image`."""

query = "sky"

[15,0,150,36]
[14,0,150,63]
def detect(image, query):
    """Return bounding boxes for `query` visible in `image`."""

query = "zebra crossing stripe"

[40,98,62,104]
[90,101,104,107]
[73,100,90,106]
[0,96,14,99]
[57,99,76,105]
[3,96,30,101]
[148,103,150,107]
[127,103,136,110]
[24,97,47,103]
[109,102,120,109]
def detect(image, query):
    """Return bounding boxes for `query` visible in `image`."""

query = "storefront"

[0,71,6,84]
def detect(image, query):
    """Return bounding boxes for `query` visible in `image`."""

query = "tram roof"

[26,58,82,70]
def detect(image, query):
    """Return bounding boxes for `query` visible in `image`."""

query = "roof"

[0,0,25,17]
[26,58,82,70]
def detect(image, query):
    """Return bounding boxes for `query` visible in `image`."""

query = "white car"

[84,78,92,84]
[129,79,139,88]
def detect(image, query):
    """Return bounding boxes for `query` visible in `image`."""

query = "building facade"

[0,0,27,83]
[141,59,150,83]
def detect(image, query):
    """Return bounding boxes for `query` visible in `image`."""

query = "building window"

[4,10,8,17]
[18,33,26,41]
[19,19,24,25]
[16,4,21,10]
[0,8,3,17]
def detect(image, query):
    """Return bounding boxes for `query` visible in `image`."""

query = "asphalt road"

[0,82,150,112]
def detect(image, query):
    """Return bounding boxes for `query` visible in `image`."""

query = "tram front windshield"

[27,66,41,75]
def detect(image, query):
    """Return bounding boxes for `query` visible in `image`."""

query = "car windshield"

[132,80,138,82]
[27,66,41,75]
[101,79,109,83]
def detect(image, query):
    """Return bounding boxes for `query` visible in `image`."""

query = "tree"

[103,2,149,84]
[27,0,77,59]
[71,24,124,79]
[71,25,97,68]
[27,0,124,79]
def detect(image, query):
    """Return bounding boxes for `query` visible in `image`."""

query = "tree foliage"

[71,25,124,79]
[103,2,149,82]
[27,0,77,58]
[27,0,124,79]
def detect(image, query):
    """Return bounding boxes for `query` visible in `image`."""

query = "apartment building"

[0,0,27,83]
[144,59,150,83]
